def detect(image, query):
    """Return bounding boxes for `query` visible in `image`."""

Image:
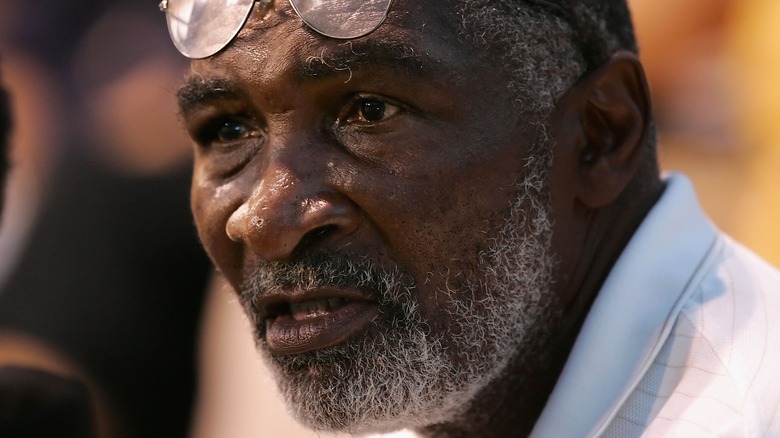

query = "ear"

[550,51,652,209]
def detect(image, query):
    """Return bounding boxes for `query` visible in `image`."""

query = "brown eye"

[196,117,255,147]
[211,119,250,143]
[356,98,399,123]
[215,120,248,142]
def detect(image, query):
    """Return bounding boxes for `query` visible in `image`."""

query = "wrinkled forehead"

[229,0,459,56]
[188,0,469,81]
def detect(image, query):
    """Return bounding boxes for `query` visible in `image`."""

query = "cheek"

[366,133,527,278]
[389,172,514,260]
[367,144,534,321]
[373,169,515,294]
[190,171,244,284]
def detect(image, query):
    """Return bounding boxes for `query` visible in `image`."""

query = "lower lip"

[264,301,380,355]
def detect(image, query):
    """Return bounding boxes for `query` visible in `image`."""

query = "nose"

[225,161,360,261]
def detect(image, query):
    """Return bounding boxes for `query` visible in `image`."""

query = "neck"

[416,314,574,437]
[416,175,665,437]
[556,174,665,343]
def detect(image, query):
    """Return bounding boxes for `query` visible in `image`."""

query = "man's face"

[184,0,561,433]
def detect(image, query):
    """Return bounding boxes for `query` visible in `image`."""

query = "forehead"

[235,0,458,43]
[187,0,474,83]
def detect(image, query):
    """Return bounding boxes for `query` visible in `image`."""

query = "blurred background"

[0,0,211,437]
[630,0,780,264]
[0,0,778,437]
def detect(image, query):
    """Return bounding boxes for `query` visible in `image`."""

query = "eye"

[195,117,258,148]
[352,96,401,123]
[214,120,249,142]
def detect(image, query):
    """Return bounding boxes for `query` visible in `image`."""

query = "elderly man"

[164,0,780,436]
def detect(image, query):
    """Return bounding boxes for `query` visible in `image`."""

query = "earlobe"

[558,51,652,209]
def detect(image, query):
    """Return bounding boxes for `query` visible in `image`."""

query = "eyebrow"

[177,77,244,117]
[177,38,446,115]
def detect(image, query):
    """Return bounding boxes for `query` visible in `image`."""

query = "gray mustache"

[239,251,407,304]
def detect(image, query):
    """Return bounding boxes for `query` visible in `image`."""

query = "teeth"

[289,298,346,321]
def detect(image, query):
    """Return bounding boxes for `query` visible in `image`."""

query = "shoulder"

[680,234,780,358]
[649,235,780,436]
[622,234,780,436]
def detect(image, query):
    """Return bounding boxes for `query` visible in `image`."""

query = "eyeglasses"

[160,0,394,59]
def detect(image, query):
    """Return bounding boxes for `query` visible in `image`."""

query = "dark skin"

[182,0,663,435]
[420,52,664,437]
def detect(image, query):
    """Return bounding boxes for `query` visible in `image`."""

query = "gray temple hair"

[455,0,639,116]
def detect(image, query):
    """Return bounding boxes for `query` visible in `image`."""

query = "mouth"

[259,289,380,355]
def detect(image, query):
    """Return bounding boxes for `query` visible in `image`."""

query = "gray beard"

[238,159,556,434]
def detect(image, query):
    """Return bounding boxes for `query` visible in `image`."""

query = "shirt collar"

[530,174,719,437]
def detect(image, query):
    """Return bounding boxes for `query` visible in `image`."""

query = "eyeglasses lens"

[165,0,393,59]
[166,0,255,59]
[290,0,392,39]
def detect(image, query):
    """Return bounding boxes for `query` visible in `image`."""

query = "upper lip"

[253,287,378,321]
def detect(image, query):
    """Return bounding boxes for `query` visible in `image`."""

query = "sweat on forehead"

[175,0,639,117]
[177,4,489,119]
[178,36,461,118]
[253,1,453,38]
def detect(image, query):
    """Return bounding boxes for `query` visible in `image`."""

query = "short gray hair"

[455,0,638,115]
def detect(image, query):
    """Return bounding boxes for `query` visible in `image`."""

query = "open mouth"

[262,292,380,355]
[268,297,351,321]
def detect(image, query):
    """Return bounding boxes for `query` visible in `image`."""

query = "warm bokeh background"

[631,0,780,265]
[0,1,211,437]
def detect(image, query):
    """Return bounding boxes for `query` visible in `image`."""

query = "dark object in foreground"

[0,365,95,438]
